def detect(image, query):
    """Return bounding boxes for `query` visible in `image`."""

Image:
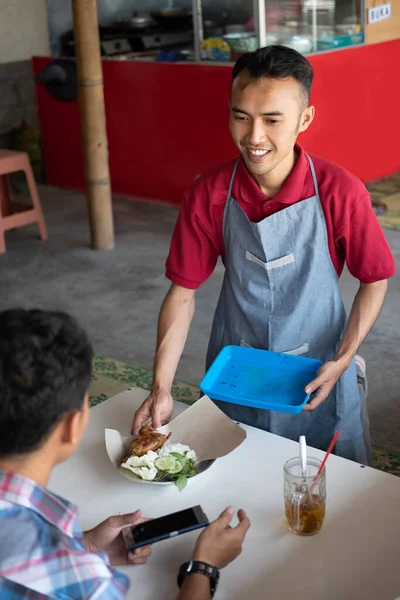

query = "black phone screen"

[131,505,208,544]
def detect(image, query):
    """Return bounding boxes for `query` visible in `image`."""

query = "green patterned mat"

[90,355,400,477]
[368,172,400,231]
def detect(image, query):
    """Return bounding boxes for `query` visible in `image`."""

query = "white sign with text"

[368,2,392,24]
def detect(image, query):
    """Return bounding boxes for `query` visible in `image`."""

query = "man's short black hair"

[0,309,93,458]
[232,45,314,107]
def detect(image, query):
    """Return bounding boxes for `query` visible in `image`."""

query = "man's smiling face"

[229,72,314,181]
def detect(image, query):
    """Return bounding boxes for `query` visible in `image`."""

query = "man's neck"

[252,148,298,198]
[0,450,53,488]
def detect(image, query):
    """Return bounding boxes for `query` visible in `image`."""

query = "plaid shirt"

[0,469,130,599]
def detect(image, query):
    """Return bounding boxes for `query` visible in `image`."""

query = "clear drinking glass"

[283,457,326,536]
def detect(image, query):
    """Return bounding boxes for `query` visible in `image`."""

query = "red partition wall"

[33,39,400,206]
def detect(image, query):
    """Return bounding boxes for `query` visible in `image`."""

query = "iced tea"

[283,457,326,536]
[285,493,325,535]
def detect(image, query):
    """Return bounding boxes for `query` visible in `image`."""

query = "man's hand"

[192,507,250,569]
[84,510,152,566]
[303,280,389,412]
[131,389,174,435]
[303,360,347,411]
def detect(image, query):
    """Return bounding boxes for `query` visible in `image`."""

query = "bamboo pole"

[71,0,114,250]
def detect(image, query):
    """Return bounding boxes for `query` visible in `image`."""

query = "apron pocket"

[240,339,253,348]
[245,250,295,271]
[282,343,309,356]
[240,340,309,357]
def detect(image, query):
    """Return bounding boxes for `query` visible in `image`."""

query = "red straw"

[313,430,340,482]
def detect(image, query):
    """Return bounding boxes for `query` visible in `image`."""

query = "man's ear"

[298,105,315,133]
[58,410,83,447]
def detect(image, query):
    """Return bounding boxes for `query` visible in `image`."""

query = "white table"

[49,388,400,600]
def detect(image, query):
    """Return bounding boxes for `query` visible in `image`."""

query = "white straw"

[299,435,307,479]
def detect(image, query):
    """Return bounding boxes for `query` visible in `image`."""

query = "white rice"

[157,442,197,462]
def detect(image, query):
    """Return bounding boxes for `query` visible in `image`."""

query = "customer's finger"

[235,509,250,535]
[128,545,152,564]
[215,506,235,528]
[129,555,150,565]
[132,545,152,558]
[107,511,142,531]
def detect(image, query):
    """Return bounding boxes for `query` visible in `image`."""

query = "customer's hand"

[84,510,152,566]
[131,389,174,434]
[192,507,250,569]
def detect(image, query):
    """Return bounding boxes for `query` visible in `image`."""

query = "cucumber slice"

[155,456,183,475]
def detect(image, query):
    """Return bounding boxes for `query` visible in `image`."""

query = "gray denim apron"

[206,155,368,464]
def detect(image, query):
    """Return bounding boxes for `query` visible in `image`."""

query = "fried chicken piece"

[129,425,171,457]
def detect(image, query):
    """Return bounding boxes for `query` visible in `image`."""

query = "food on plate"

[129,424,171,456]
[121,427,198,491]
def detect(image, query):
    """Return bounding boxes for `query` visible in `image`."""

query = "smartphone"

[123,505,209,550]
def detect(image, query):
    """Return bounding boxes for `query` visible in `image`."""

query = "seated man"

[0,309,250,599]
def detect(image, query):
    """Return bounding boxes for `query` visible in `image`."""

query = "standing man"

[132,46,395,464]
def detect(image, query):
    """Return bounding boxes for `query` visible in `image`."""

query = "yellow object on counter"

[200,38,231,61]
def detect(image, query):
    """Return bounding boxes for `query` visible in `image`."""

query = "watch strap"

[177,560,220,598]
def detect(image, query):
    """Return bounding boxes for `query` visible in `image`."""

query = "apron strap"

[305,153,333,265]
[227,160,240,199]
[305,154,321,202]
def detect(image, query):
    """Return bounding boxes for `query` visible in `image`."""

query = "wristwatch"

[177,560,220,598]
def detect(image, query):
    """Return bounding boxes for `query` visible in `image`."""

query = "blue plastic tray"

[200,346,322,414]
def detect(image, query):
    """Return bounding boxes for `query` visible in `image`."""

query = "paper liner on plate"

[105,395,247,485]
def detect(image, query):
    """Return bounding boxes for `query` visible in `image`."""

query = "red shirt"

[166,145,396,289]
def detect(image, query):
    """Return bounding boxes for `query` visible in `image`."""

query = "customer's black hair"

[0,309,93,457]
[232,45,314,107]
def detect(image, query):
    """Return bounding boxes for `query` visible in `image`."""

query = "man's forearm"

[152,284,195,392]
[334,280,387,367]
[176,574,211,600]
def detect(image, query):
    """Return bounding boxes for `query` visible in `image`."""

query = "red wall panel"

[33,39,400,206]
